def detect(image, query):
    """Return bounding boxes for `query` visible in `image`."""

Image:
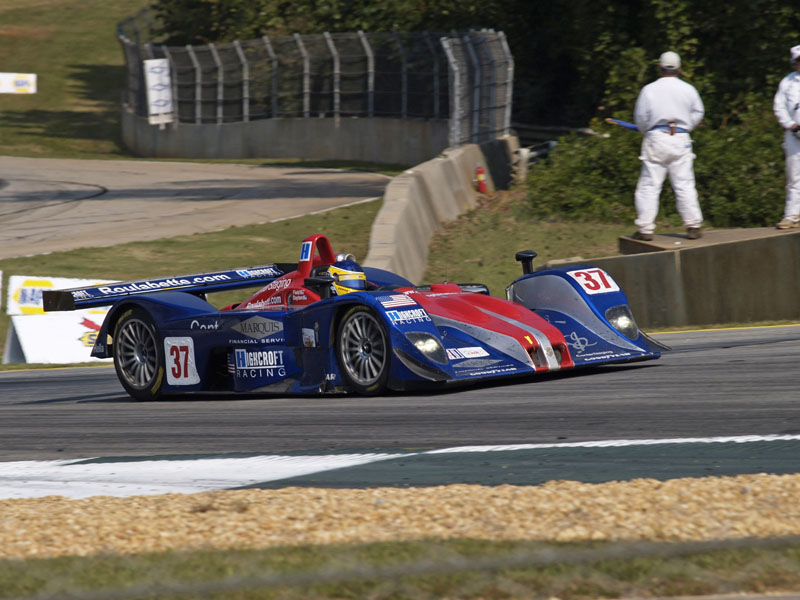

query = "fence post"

[323,32,340,120]
[424,32,440,119]
[477,32,497,138]
[186,44,202,124]
[441,37,461,148]
[294,33,310,118]
[262,35,279,118]
[392,32,408,119]
[463,35,481,143]
[233,40,249,122]
[358,31,374,118]
[208,43,224,124]
[498,31,514,138]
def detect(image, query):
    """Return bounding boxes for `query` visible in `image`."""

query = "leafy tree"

[145,0,800,227]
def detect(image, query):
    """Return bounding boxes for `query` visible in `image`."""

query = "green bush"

[526,99,786,229]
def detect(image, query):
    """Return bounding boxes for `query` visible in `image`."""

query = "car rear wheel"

[336,306,390,395]
[113,307,165,401]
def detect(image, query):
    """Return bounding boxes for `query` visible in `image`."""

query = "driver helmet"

[327,260,367,295]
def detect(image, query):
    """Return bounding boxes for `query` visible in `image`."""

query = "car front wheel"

[336,306,390,395]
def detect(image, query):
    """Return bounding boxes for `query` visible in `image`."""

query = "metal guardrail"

[116,8,514,147]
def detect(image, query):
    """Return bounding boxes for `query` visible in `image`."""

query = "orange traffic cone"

[475,164,487,193]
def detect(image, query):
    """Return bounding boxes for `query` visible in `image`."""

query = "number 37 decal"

[164,337,201,385]
[566,268,620,295]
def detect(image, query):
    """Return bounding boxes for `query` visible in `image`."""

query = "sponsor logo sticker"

[236,267,280,278]
[233,349,287,379]
[299,241,313,262]
[232,316,284,339]
[97,274,231,296]
[235,349,285,369]
[190,319,220,330]
[302,327,316,348]
[565,331,597,355]
[446,346,490,360]
[453,358,502,370]
[386,309,431,325]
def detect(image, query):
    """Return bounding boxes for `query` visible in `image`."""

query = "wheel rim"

[116,318,158,389]
[340,311,387,387]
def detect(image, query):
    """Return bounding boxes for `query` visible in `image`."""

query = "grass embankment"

[424,189,687,297]
[2,538,800,599]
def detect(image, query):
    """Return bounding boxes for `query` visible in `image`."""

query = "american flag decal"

[378,294,417,308]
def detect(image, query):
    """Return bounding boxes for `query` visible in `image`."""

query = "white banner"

[4,313,111,364]
[143,58,174,125]
[7,275,113,315]
[3,275,113,364]
[0,73,37,94]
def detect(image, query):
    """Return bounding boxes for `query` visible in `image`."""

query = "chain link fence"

[116,8,514,148]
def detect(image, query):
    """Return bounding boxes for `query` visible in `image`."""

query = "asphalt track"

[0,156,387,259]
[1,325,799,488]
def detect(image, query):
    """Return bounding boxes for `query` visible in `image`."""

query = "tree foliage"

[150,0,800,126]
[148,0,800,227]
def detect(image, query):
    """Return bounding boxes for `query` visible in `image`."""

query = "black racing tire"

[112,307,165,401]
[335,305,390,395]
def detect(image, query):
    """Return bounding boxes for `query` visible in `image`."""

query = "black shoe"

[632,231,653,241]
[687,227,702,240]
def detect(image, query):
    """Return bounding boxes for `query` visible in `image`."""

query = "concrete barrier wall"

[122,109,449,166]
[364,136,518,283]
[551,232,800,329]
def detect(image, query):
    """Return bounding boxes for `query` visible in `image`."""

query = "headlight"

[405,332,448,364]
[605,305,639,340]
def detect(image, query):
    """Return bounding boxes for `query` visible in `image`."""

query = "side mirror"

[515,250,538,275]
[304,275,335,299]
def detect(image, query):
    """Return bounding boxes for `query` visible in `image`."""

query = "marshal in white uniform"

[632,51,705,240]
[773,45,800,229]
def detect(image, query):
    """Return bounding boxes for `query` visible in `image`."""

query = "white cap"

[791,45,800,62]
[659,51,681,70]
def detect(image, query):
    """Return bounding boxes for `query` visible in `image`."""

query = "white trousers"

[634,131,703,234]
[782,131,800,220]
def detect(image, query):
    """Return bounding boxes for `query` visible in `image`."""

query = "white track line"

[1,435,798,499]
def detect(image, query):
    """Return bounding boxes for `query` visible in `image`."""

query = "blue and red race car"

[43,233,664,400]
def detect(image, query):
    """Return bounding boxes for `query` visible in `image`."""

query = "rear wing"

[42,263,297,311]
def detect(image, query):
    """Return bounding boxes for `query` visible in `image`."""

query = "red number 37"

[170,345,190,378]
[566,268,620,295]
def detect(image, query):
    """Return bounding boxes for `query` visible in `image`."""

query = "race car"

[42,233,664,400]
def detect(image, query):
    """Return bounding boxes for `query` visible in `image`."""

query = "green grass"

[424,189,687,299]
[0,0,151,158]
[2,538,800,599]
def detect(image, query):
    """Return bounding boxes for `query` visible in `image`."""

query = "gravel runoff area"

[2,473,799,559]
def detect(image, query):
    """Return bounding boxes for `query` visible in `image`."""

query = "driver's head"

[327,260,366,295]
